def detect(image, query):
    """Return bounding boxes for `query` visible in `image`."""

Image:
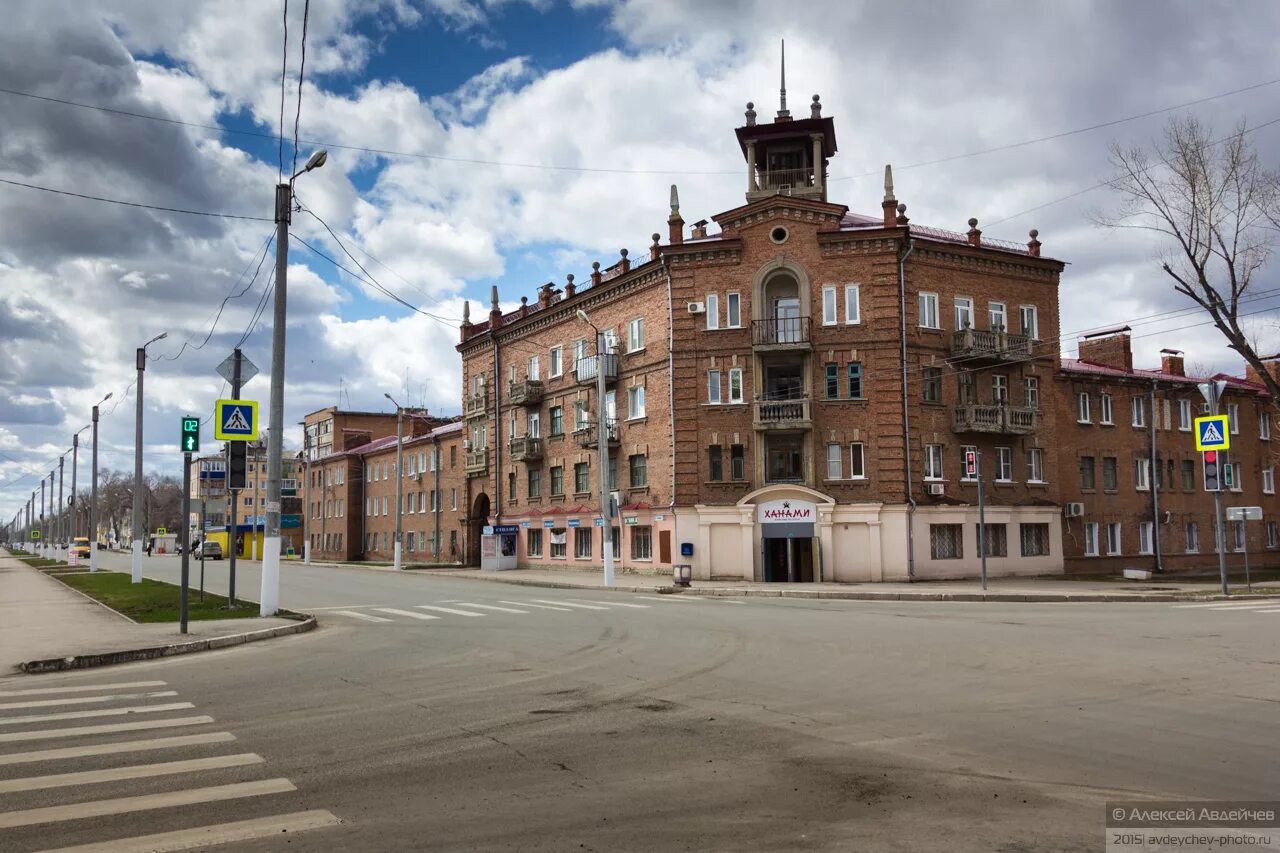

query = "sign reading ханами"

[757,500,816,523]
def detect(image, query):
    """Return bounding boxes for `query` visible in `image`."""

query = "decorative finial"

[462,300,470,323]
[968,217,978,228]
[883,164,895,202]
[520,295,527,305]
[745,101,756,126]
[777,39,790,119]
[592,261,600,272]
[490,284,499,310]
[896,202,909,225]
[1029,228,1039,239]
[566,273,574,285]
[669,184,680,218]
[619,248,628,258]
[651,232,660,245]
[810,93,822,119]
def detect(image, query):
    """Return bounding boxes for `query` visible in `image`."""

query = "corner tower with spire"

[737,40,837,203]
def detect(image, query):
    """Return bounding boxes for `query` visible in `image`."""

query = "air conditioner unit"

[411,472,422,481]
[609,490,621,515]
[1064,502,1085,518]
[687,301,705,314]
[927,483,944,496]
[1201,402,1212,414]
[462,439,470,450]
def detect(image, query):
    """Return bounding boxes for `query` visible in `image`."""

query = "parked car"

[70,537,91,561]
[197,540,223,560]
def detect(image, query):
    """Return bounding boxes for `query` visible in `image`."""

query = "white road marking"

[331,610,392,623]
[454,603,529,614]
[0,702,195,726]
[40,808,343,852]
[0,777,296,829]
[372,608,440,621]
[570,599,650,609]
[415,605,486,617]
[635,595,701,603]
[0,716,215,744]
[1172,600,1280,608]
[309,604,397,611]
[0,681,167,698]
[1202,604,1279,610]
[0,753,263,794]
[0,732,237,767]
[1255,608,1280,613]
[0,691,179,711]
[533,600,607,611]
[499,600,573,612]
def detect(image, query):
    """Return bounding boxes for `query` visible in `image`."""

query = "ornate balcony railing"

[752,316,811,348]
[952,403,1037,435]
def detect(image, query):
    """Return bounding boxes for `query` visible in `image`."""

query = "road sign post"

[219,349,256,609]
[180,451,191,635]
[967,449,986,592]
[1197,384,1230,596]
[1226,507,1263,591]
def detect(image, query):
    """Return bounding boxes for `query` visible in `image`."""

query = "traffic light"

[1203,451,1220,492]
[181,417,200,453]
[1223,462,1234,489]
[964,449,977,479]
[228,441,248,490]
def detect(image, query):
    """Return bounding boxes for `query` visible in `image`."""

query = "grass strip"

[55,571,260,623]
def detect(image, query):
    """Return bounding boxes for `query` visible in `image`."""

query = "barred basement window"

[1020,523,1050,557]
[631,526,652,560]
[976,523,1008,557]
[930,524,963,560]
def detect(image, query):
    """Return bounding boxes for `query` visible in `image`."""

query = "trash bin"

[673,564,692,587]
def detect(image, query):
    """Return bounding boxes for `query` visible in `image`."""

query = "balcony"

[747,167,822,202]
[575,419,619,450]
[464,390,488,419]
[508,379,544,407]
[950,328,1033,363]
[574,354,618,386]
[754,398,812,431]
[464,448,489,476]
[952,403,1037,435]
[508,435,543,462]
[752,316,811,350]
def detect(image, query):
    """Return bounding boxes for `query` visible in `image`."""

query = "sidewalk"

[0,555,305,672]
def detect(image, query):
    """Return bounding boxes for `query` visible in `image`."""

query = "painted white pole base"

[131,540,143,583]
[89,548,97,573]
[394,541,402,571]
[303,541,310,565]
[260,537,281,616]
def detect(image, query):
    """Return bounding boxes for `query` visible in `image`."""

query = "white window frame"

[1019,304,1039,339]
[1138,521,1153,555]
[1024,377,1039,409]
[954,296,974,330]
[844,284,861,324]
[528,355,540,381]
[706,293,720,330]
[627,386,646,420]
[549,346,563,378]
[528,411,541,438]
[989,301,1007,331]
[1135,458,1150,491]
[826,443,843,480]
[1083,522,1099,557]
[822,286,838,326]
[923,444,944,481]
[627,318,644,353]
[1100,393,1114,425]
[1267,521,1278,549]
[728,368,744,404]
[918,292,940,329]
[849,443,865,479]
[1264,467,1275,495]
[1178,399,1192,431]
[1227,403,1240,435]
[708,370,722,405]
[726,292,741,328]
[996,447,1013,482]
[1131,397,1146,428]
[1262,412,1272,440]
[1077,392,1091,423]
[1027,448,1045,483]
[1106,522,1122,556]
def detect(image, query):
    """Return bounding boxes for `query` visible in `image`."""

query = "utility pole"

[227,348,243,606]
[41,474,46,555]
[133,331,167,582]
[1199,380,1229,595]
[180,449,191,634]
[1149,381,1163,573]
[70,433,79,542]
[385,394,404,571]
[57,455,64,558]
[91,401,102,571]
[594,330,616,586]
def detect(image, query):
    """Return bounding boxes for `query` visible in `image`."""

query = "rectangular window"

[527,529,543,558]
[1027,448,1045,483]
[726,292,741,328]
[549,346,563,378]
[924,444,944,480]
[574,462,590,494]
[1138,521,1153,555]
[1019,305,1039,339]
[822,286,837,325]
[919,292,940,329]
[1262,413,1272,440]
[954,296,974,330]
[1080,456,1096,490]
[1083,523,1100,557]
[849,443,865,479]
[1135,459,1150,491]
[992,375,1008,404]
[550,528,567,559]
[731,444,745,481]
[923,367,942,403]
[1100,394,1113,425]
[1264,468,1275,494]
[1178,399,1192,431]
[706,293,720,330]
[631,526,652,560]
[1103,456,1118,490]
[574,400,588,431]
[451,488,457,510]
[574,528,593,559]
[629,454,647,488]
[1021,523,1050,557]
[1077,392,1091,423]
[708,446,723,481]
[550,466,564,496]
[573,338,588,365]
[958,371,975,404]
[728,368,744,404]
[627,318,644,352]
[826,443,843,479]
[996,447,1013,482]
[977,523,1008,558]
[989,301,1007,330]
[929,524,963,560]
[627,386,646,419]
[1185,522,1199,553]
[847,362,863,399]
[528,355,540,381]
[824,363,839,399]
[1267,521,1278,549]
[1106,522,1122,555]
[528,411,541,438]
[1181,459,1195,490]
[1227,403,1239,435]
[528,470,541,499]
[1131,397,1146,427]
[1024,377,1038,409]
[708,370,722,404]
[507,472,516,503]
[845,284,861,324]
[960,445,977,481]
[549,406,563,436]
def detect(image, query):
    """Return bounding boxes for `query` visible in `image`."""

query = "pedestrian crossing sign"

[214,399,259,441]
[1194,415,1230,452]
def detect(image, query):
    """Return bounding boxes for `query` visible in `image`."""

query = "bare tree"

[1099,115,1280,403]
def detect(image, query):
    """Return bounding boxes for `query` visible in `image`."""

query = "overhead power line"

[278,0,289,182]
[0,177,272,222]
[290,0,311,181]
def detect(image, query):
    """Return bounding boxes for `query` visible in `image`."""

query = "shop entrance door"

[762,536,814,582]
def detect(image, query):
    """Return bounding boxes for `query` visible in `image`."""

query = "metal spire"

[777,39,790,118]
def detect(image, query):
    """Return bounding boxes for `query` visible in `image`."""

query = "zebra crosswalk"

[1171,599,1280,615]
[319,593,742,626]
[0,677,340,851]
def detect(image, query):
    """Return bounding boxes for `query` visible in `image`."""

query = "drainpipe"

[898,236,917,579]
[1150,379,1164,573]
[663,256,676,519]
[433,432,441,560]
[493,337,502,523]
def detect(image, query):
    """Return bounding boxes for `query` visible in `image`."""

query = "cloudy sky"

[3,0,1280,523]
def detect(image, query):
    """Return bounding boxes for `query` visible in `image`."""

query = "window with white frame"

[550,528,567,558]
[924,444,944,480]
[1100,393,1113,424]
[1027,448,1045,483]
[708,370,722,404]
[849,443,866,479]
[1267,521,1278,549]
[706,293,720,330]
[1138,521,1153,555]
[1019,305,1039,339]
[1262,412,1272,440]
[1135,459,1150,491]
[954,296,974,330]
[989,301,1007,331]
[1227,403,1239,434]
[631,525,652,560]
[627,318,644,352]
[728,368,744,404]
[574,527,593,559]
[573,400,588,431]
[528,355,540,380]
[527,529,543,558]
[1178,399,1192,430]
[1185,522,1199,553]
[919,292,940,329]
[573,338,587,365]
[845,284,861,324]
[627,386,646,419]
[1131,397,1145,427]
[1083,523,1099,557]
[726,292,741,328]
[960,445,977,481]
[1106,522,1122,555]
[528,411,541,438]
[1264,467,1275,494]
[996,447,1013,481]
[1025,377,1039,409]
[826,443,842,479]
[549,346,563,377]
[822,286,837,325]
[992,375,1008,404]
[1077,392,1091,423]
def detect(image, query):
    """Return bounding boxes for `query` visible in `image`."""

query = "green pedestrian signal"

[181,417,200,453]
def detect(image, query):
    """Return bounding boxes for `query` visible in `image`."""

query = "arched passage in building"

[468,492,491,566]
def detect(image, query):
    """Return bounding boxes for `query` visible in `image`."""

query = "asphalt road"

[1,552,1277,851]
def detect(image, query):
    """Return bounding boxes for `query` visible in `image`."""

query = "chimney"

[564,273,576,298]
[882,164,897,228]
[1078,328,1134,372]
[1027,228,1041,258]
[690,219,708,239]
[966,217,982,247]
[459,300,472,342]
[1160,348,1185,377]
[668,184,684,245]
[538,281,557,308]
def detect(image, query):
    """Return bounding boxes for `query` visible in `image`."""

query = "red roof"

[1061,358,1268,394]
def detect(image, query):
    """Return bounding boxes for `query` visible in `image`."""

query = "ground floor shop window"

[631,525,652,560]
[527,529,543,557]
[610,526,620,560]
[1020,523,1050,557]
[574,528,592,558]
[930,524,962,560]
[550,528,567,558]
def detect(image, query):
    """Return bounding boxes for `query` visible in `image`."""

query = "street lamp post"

[385,394,405,571]
[262,149,327,617]
[132,331,168,582]
[90,393,111,572]
[575,309,615,588]
[57,454,64,559]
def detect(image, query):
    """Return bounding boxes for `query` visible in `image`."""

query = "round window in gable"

[770,226,789,244]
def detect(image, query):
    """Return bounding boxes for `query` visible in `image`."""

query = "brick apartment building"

[186,447,302,555]
[301,407,468,564]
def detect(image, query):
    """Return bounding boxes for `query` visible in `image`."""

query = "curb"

[16,612,317,674]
